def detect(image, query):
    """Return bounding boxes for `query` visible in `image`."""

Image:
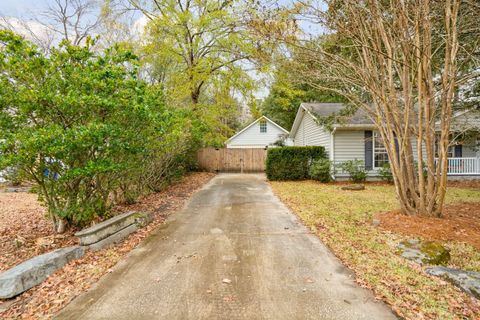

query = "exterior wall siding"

[290,107,480,180]
[411,139,427,162]
[463,144,478,157]
[227,120,287,148]
[293,112,331,155]
[333,130,365,163]
[293,112,305,146]
[303,113,331,155]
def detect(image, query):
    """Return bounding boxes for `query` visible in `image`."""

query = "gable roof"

[289,103,374,138]
[225,116,289,144]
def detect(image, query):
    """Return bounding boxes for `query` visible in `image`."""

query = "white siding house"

[289,103,480,179]
[226,116,291,148]
[334,130,364,163]
[292,109,331,155]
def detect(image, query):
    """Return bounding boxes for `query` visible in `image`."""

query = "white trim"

[290,103,377,138]
[225,116,289,144]
[330,128,336,180]
[372,131,389,169]
[330,128,336,162]
[333,124,376,130]
[290,104,325,139]
[289,104,308,139]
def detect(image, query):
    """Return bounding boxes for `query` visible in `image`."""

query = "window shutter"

[454,144,462,157]
[394,136,399,160]
[365,130,373,170]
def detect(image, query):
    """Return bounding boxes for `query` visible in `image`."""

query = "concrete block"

[75,211,140,245]
[88,224,138,251]
[0,246,85,299]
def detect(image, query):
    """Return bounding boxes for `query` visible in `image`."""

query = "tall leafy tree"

[125,0,258,107]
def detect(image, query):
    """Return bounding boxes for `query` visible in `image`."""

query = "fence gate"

[196,148,267,173]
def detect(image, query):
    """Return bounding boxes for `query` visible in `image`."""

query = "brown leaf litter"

[0,172,214,319]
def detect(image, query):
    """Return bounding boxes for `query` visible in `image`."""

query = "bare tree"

[35,0,102,46]
[0,0,103,51]
[293,0,478,216]
[0,16,56,51]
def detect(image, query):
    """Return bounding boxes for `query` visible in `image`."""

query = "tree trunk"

[52,215,68,234]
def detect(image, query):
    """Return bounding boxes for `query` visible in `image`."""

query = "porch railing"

[331,158,480,176]
[436,157,480,175]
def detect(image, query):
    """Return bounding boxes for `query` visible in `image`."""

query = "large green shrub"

[266,146,327,180]
[309,159,333,182]
[340,160,368,183]
[0,31,199,232]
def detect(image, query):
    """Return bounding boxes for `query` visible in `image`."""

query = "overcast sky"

[0,0,323,35]
[0,0,323,101]
[0,0,50,16]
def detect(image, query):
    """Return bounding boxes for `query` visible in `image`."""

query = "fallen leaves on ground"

[377,202,480,250]
[0,172,214,319]
[271,180,480,320]
[0,191,77,272]
[447,180,480,190]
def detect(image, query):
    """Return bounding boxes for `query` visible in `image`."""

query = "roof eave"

[333,123,377,130]
[289,104,309,138]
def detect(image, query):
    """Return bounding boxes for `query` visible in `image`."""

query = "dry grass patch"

[270,181,480,320]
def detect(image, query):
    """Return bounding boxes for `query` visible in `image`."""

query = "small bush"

[379,163,393,183]
[414,161,429,178]
[266,146,327,180]
[340,159,368,183]
[309,159,332,182]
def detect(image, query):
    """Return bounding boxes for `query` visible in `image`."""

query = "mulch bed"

[448,180,480,189]
[376,202,480,249]
[0,172,214,319]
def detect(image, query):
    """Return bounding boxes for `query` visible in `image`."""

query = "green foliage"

[136,0,263,146]
[0,30,199,231]
[379,163,393,183]
[309,159,332,182]
[266,146,327,180]
[339,160,368,183]
[261,70,345,130]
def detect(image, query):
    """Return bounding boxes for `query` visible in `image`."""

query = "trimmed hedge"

[266,146,327,180]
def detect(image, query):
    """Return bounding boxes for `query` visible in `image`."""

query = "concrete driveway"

[56,174,396,320]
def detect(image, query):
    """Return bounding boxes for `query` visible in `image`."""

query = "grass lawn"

[270,181,480,320]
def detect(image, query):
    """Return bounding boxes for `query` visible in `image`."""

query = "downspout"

[330,127,336,180]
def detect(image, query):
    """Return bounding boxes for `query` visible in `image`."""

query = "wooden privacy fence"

[197,148,267,173]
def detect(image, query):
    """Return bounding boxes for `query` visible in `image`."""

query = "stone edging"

[0,211,151,299]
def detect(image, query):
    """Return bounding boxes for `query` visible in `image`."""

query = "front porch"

[332,157,480,180]
[438,157,480,176]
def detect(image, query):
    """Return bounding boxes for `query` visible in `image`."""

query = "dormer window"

[259,119,267,133]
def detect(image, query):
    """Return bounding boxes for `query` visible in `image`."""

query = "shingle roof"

[302,103,373,125]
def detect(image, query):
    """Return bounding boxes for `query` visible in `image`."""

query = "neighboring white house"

[226,116,291,148]
[290,102,480,179]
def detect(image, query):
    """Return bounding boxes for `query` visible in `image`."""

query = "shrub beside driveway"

[270,181,480,319]
[0,173,213,319]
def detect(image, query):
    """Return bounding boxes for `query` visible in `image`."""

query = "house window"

[373,131,389,168]
[259,119,267,133]
[434,135,455,158]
